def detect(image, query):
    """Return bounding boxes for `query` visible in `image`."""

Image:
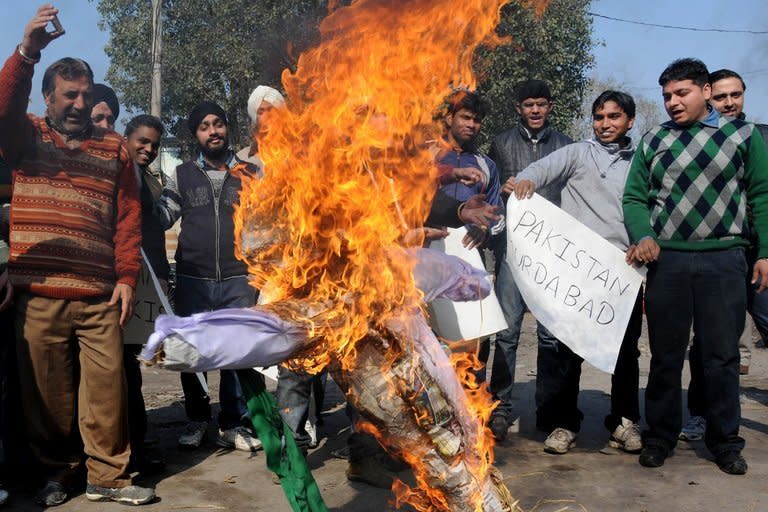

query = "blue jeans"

[645,249,746,456]
[491,250,559,421]
[175,275,256,430]
[275,367,326,453]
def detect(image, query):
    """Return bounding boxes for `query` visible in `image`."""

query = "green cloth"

[237,369,328,512]
[623,115,768,258]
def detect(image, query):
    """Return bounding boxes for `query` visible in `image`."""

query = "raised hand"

[21,4,64,57]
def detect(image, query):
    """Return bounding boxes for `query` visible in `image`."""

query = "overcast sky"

[1,1,767,123]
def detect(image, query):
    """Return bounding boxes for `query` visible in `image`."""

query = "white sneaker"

[0,488,8,506]
[305,420,319,448]
[178,420,208,449]
[679,415,706,441]
[609,417,643,453]
[216,426,263,452]
[543,427,577,454]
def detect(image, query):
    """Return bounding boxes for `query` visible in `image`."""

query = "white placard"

[505,193,645,374]
[429,227,509,341]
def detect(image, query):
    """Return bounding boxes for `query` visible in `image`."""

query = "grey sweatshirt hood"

[517,137,636,251]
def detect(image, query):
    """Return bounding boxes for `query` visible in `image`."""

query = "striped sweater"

[0,50,141,299]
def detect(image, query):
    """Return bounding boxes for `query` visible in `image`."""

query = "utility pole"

[150,0,162,118]
[149,0,163,176]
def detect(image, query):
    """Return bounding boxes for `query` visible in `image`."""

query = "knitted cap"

[188,101,227,134]
[247,86,285,124]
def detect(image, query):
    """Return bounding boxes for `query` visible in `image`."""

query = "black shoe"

[489,415,509,442]
[346,456,397,489]
[381,454,409,473]
[135,456,166,476]
[639,444,669,468]
[35,481,68,507]
[716,451,748,475]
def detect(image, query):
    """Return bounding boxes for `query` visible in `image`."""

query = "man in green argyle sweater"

[623,58,768,475]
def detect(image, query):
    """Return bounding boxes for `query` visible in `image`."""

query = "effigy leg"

[335,315,517,512]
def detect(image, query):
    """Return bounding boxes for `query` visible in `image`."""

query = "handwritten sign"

[429,227,508,341]
[505,194,644,373]
[124,257,169,345]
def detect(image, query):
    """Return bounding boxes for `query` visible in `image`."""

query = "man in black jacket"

[124,114,170,474]
[156,101,262,452]
[486,80,573,441]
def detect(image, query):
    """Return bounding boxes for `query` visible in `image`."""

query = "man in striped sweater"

[623,58,768,476]
[0,5,154,506]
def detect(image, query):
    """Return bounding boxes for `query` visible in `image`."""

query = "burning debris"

[231,2,530,508]
[148,0,551,510]
[142,249,516,511]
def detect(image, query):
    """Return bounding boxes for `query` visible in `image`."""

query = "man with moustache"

[680,68,768,442]
[156,101,262,452]
[0,5,154,506]
[486,79,573,441]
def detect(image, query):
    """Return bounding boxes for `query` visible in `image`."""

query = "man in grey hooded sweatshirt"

[509,90,644,456]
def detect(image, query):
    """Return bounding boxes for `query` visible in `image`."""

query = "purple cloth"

[141,308,310,371]
[409,247,491,302]
[141,248,491,372]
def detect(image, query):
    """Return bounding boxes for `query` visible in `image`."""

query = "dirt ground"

[3,314,767,511]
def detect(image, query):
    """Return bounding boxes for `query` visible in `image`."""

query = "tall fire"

[233,0,547,510]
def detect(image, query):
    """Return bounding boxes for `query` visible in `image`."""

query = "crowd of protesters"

[0,3,767,508]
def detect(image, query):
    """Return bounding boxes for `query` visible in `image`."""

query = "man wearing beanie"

[486,79,573,442]
[156,100,262,452]
[91,83,119,130]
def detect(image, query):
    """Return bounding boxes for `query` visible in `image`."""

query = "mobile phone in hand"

[48,15,65,36]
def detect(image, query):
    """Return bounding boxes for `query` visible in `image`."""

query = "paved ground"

[3,314,768,511]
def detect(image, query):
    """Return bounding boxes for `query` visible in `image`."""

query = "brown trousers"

[15,293,131,488]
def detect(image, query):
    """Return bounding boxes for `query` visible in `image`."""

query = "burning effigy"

[144,0,551,510]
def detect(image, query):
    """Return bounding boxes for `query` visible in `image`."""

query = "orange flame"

[236,0,513,368]
[387,350,501,511]
[234,0,549,509]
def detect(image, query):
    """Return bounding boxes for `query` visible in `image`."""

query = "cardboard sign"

[429,227,509,341]
[124,254,170,345]
[505,193,645,374]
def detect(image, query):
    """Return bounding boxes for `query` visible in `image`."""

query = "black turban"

[93,83,120,121]
[188,101,227,135]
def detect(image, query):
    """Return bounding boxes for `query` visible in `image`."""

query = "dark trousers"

[491,253,559,421]
[534,289,643,433]
[644,249,746,456]
[124,344,147,464]
[687,256,768,417]
[175,275,255,429]
[275,367,326,454]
